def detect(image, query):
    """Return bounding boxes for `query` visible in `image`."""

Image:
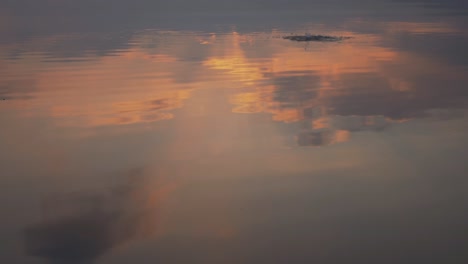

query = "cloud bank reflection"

[23,168,178,263]
[1,21,467,146]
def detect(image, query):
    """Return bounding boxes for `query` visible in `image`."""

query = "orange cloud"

[2,45,196,127]
[3,22,465,143]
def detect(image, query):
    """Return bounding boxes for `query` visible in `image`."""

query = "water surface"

[1,1,468,263]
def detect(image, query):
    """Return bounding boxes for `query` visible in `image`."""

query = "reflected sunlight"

[1,20,467,147]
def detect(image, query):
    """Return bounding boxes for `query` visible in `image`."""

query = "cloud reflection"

[210,27,467,146]
[2,21,467,145]
[23,168,178,264]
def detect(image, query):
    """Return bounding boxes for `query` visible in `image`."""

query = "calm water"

[1,1,468,263]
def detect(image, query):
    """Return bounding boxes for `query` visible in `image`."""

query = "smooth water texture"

[1,1,468,263]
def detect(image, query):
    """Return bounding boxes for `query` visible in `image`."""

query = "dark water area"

[1,1,468,263]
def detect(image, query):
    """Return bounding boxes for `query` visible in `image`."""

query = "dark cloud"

[271,74,320,108]
[326,72,468,120]
[22,168,167,264]
[297,130,331,146]
[382,33,468,68]
[24,210,118,264]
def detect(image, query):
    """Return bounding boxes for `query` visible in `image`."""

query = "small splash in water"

[283,34,352,42]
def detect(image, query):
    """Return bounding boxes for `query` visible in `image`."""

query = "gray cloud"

[325,72,468,120]
[271,74,321,108]
[22,168,162,264]
[297,130,332,146]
